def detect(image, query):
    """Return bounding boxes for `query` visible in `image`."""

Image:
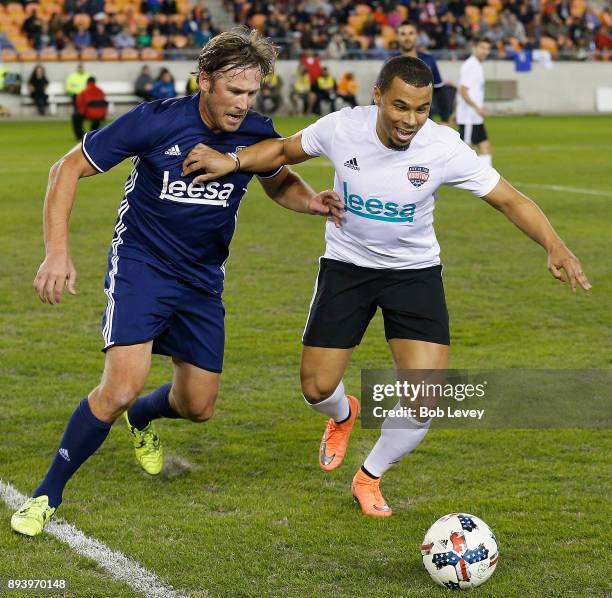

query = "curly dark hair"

[196,27,276,80]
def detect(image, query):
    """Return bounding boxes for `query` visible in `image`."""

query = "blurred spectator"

[186,74,199,94]
[195,21,215,47]
[65,63,90,107]
[136,27,152,48]
[74,25,92,50]
[161,0,178,15]
[289,64,315,115]
[21,10,43,44]
[48,13,64,38]
[337,71,357,107]
[0,31,15,50]
[300,49,322,85]
[135,65,155,101]
[54,30,70,51]
[107,14,122,35]
[74,77,108,139]
[142,0,162,14]
[28,65,49,116]
[92,21,112,48]
[33,23,53,51]
[88,0,106,18]
[313,65,337,115]
[152,69,176,99]
[256,71,283,115]
[325,33,346,59]
[115,27,136,50]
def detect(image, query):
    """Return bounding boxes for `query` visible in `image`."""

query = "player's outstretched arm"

[259,167,344,228]
[35,144,98,305]
[483,177,592,292]
[181,132,312,185]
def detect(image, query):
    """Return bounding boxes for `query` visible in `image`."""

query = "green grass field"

[0,115,610,597]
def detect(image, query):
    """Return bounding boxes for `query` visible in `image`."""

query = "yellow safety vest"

[293,74,310,94]
[263,73,279,87]
[65,71,90,96]
[316,75,335,91]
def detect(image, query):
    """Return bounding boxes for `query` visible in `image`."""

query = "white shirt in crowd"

[456,55,486,126]
[301,105,500,270]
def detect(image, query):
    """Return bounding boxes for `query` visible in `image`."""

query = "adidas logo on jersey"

[58,448,70,462]
[164,145,181,156]
[344,157,360,170]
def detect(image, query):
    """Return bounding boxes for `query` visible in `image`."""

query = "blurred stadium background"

[1,0,612,115]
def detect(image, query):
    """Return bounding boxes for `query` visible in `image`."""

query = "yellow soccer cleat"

[124,412,163,475]
[11,496,56,537]
[319,395,361,471]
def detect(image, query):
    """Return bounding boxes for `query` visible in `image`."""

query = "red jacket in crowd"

[77,81,108,121]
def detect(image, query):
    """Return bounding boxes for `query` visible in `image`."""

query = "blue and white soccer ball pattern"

[421,513,499,590]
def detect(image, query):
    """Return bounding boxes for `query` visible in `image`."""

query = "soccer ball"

[420,513,499,590]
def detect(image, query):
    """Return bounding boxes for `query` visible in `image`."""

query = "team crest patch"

[408,166,429,187]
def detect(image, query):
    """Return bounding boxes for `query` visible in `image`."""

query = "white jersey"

[300,105,500,270]
[456,55,485,125]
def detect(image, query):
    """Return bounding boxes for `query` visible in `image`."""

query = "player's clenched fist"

[181,144,234,183]
[34,254,77,304]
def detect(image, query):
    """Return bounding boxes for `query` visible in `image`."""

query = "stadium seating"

[0,0,610,61]
[0,0,219,61]
[231,0,611,60]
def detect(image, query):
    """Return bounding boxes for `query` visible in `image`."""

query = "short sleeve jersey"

[456,55,485,125]
[82,93,281,294]
[300,106,500,269]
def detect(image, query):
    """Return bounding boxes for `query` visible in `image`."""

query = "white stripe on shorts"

[463,123,473,145]
[102,158,139,347]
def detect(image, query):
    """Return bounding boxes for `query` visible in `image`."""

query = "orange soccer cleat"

[351,468,393,517]
[319,395,360,471]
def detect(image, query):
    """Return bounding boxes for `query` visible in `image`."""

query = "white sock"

[479,153,492,167]
[363,401,431,477]
[304,381,350,422]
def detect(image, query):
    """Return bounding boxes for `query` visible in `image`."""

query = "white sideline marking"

[0,480,193,598]
[514,182,612,198]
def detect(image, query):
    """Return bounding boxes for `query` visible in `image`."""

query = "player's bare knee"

[100,381,144,412]
[175,387,217,422]
[186,402,215,423]
[182,396,216,422]
[301,375,336,404]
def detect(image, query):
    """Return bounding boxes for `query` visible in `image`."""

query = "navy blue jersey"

[82,93,281,294]
[417,51,443,88]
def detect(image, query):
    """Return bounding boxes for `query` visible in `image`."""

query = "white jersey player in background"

[456,37,493,166]
[181,56,591,517]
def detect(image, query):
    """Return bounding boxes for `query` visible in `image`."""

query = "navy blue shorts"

[101,257,225,372]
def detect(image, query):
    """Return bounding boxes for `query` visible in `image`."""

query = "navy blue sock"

[33,397,112,508]
[126,383,179,430]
